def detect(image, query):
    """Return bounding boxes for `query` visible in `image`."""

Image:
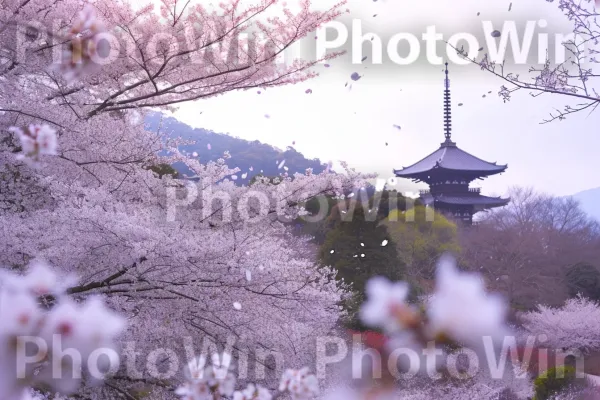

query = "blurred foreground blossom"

[279,367,319,399]
[8,124,58,160]
[359,277,414,334]
[51,5,107,82]
[233,384,272,400]
[359,255,510,365]
[428,256,508,347]
[0,260,125,400]
[177,353,235,399]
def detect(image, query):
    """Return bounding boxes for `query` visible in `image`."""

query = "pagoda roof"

[421,192,510,207]
[394,140,507,178]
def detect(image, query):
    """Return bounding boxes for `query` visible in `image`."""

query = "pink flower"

[9,124,58,159]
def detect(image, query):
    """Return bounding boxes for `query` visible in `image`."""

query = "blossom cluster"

[0,261,125,400]
[360,255,509,350]
[176,357,319,400]
[8,124,58,160]
[52,5,107,82]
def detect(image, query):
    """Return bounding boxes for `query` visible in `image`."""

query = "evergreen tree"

[566,263,600,301]
[319,200,406,329]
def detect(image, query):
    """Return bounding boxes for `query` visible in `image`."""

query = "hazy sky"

[169,0,600,197]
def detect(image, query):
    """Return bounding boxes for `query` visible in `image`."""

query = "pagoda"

[394,63,509,225]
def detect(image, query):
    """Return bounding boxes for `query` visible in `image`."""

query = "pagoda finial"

[443,62,452,142]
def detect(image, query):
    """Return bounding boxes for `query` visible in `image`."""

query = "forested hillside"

[145,112,328,183]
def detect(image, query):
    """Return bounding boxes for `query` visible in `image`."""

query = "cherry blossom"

[427,256,509,347]
[278,368,319,400]
[233,384,272,400]
[359,277,414,333]
[0,261,124,399]
[8,125,58,159]
[51,4,107,82]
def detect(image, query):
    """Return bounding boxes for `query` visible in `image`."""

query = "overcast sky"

[168,0,600,197]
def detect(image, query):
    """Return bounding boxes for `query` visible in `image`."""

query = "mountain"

[571,187,600,222]
[144,112,328,184]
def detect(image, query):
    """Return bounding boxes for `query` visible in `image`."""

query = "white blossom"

[233,384,272,400]
[9,124,58,159]
[427,256,509,347]
[359,276,411,333]
[278,367,319,399]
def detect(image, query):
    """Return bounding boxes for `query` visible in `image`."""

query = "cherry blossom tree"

[453,0,600,123]
[0,0,368,398]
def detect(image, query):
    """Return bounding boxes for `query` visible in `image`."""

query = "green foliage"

[145,163,179,179]
[370,189,407,220]
[294,195,338,244]
[318,202,406,329]
[383,206,460,280]
[533,366,578,400]
[566,263,600,301]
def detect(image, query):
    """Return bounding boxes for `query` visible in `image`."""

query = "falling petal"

[284,166,288,171]
[257,90,261,94]
[249,166,253,171]
[231,175,238,180]
[241,172,248,179]
[245,270,252,281]
[458,103,464,106]
[482,94,487,98]
[350,72,361,81]
[192,152,198,157]
[488,90,492,94]
[508,2,512,11]
[393,124,401,130]
[278,160,286,169]
[207,144,211,150]
[348,193,354,198]
[345,82,348,87]
[361,56,368,62]
[292,141,296,145]
[361,254,365,258]
[385,142,388,146]
[491,30,501,38]
[477,11,480,16]
[324,63,331,68]
[233,302,242,310]
[478,47,484,51]
[330,249,335,254]
[373,14,377,17]
[264,114,270,119]
[305,88,312,94]
[381,239,388,246]
[360,243,364,247]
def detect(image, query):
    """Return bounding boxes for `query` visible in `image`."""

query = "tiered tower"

[394,63,509,225]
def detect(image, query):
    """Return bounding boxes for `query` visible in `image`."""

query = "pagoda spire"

[443,62,453,144]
